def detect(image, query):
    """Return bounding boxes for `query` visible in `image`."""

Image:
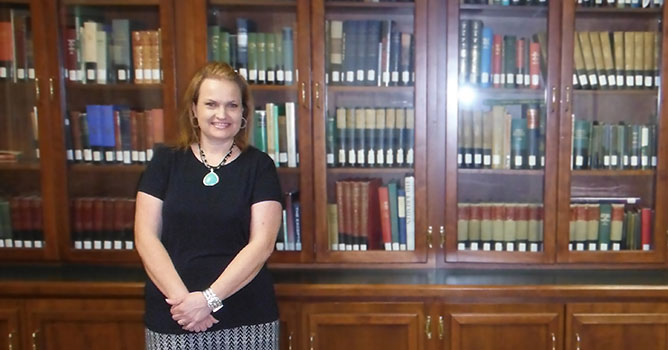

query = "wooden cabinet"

[1,0,668,268]
[566,303,668,350]
[25,298,145,350]
[302,302,426,350]
[431,304,563,350]
[0,300,22,350]
[279,301,300,350]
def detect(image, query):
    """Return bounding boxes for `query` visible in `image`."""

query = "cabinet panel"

[311,0,428,264]
[567,303,668,350]
[26,299,144,350]
[557,0,667,264]
[444,304,562,350]
[0,300,22,350]
[443,0,560,264]
[279,301,299,350]
[204,0,315,264]
[303,302,424,350]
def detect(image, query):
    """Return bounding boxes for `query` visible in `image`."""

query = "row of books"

[457,202,544,252]
[250,103,299,168]
[459,20,546,89]
[458,102,546,169]
[275,192,302,251]
[0,196,44,249]
[64,19,161,84]
[0,8,35,81]
[569,202,652,251]
[326,20,415,86]
[328,176,415,251]
[572,119,657,170]
[208,25,295,86]
[573,31,660,90]
[576,0,663,7]
[71,197,135,250]
[64,107,164,164]
[326,107,415,168]
[461,0,548,4]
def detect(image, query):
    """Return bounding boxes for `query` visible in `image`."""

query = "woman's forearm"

[136,233,189,300]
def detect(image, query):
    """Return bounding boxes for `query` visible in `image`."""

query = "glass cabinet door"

[206,0,314,263]
[312,0,427,263]
[55,0,175,263]
[557,0,666,263]
[0,0,53,260]
[445,0,559,263]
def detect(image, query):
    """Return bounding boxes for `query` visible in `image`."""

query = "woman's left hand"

[166,292,218,331]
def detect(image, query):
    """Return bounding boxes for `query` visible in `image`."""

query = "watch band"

[202,288,223,312]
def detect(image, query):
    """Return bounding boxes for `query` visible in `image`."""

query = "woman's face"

[192,78,243,145]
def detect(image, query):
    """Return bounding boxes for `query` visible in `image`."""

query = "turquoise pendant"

[203,170,219,186]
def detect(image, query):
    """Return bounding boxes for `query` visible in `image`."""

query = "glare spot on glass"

[458,86,477,106]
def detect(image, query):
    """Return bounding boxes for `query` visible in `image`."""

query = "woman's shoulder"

[241,145,274,166]
[150,144,190,165]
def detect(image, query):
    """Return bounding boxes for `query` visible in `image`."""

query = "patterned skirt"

[145,320,279,350]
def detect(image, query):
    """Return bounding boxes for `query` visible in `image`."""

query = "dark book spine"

[504,36,517,88]
[572,119,592,169]
[510,117,527,169]
[458,20,471,85]
[469,20,483,85]
[326,113,336,167]
[525,104,541,169]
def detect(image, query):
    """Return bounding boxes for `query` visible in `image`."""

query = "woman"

[135,62,283,349]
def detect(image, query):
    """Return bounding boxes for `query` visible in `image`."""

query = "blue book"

[236,18,250,79]
[502,0,510,5]
[99,105,116,162]
[397,188,407,250]
[119,108,133,164]
[480,27,493,88]
[85,105,102,162]
[282,27,294,85]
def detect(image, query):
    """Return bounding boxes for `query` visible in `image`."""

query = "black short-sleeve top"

[137,145,282,334]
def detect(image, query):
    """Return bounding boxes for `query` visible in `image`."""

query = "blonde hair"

[175,62,253,150]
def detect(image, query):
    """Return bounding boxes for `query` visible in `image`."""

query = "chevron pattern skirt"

[145,320,279,350]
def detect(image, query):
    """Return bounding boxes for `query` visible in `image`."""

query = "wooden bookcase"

[0,0,666,268]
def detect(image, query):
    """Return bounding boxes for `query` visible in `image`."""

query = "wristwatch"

[202,288,223,312]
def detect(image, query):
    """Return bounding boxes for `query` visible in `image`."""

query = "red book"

[31,197,43,243]
[72,198,84,247]
[336,181,346,250]
[113,198,125,247]
[641,208,652,250]
[0,21,14,79]
[351,181,361,250]
[65,28,78,81]
[361,179,382,250]
[9,197,23,242]
[102,198,115,248]
[377,185,392,251]
[113,109,123,162]
[516,38,525,86]
[492,34,502,88]
[529,42,541,89]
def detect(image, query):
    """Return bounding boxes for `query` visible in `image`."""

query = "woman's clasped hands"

[166,291,219,332]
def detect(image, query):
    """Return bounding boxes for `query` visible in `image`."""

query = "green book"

[266,33,276,84]
[336,107,347,166]
[247,32,258,83]
[346,108,356,166]
[639,125,650,169]
[589,122,602,169]
[220,31,231,64]
[601,123,613,169]
[649,124,657,168]
[598,203,612,249]
[472,110,483,168]
[525,104,541,169]
[504,35,517,88]
[615,123,627,169]
[387,182,400,249]
[252,110,267,153]
[326,113,336,167]
[375,108,386,167]
[572,119,591,170]
[365,108,376,167]
[355,108,366,167]
[0,200,12,243]
[275,32,284,85]
[208,25,221,62]
[257,33,267,84]
[628,124,641,169]
[510,117,527,169]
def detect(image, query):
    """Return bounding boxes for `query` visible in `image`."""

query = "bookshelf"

[0,0,666,268]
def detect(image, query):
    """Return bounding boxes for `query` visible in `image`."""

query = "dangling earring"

[240,117,247,129]
[191,117,199,128]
